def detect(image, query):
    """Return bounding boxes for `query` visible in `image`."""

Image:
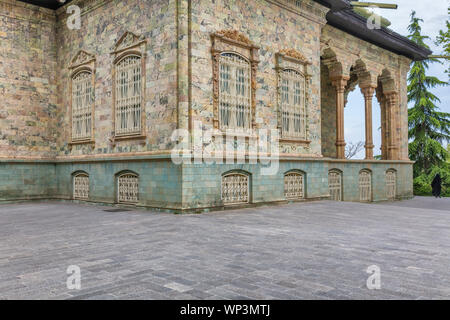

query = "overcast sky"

[345,0,450,158]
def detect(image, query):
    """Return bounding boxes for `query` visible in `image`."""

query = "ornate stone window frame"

[276,49,312,144]
[72,171,90,200]
[221,170,251,205]
[328,169,343,201]
[116,170,139,204]
[211,30,260,134]
[386,168,397,200]
[359,169,372,202]
[111,31,147,142]
[284,170,306,200]
[69,50,96,148]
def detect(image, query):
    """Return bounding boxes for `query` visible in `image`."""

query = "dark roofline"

[316,0,432,61]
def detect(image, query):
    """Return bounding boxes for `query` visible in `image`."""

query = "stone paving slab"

[0,197,449,300]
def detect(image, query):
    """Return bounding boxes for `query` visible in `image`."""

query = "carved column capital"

[360,86,376,100]
[331,76,349,93]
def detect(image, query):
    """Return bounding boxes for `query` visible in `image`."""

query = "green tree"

[407,11,450,196]
[436,7,450,78]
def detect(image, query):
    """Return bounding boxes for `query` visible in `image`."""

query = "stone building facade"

[0,0,431,211]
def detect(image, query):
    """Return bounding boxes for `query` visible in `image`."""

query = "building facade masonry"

[0,0,431,212]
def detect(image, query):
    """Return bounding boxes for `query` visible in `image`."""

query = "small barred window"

[386,170,396,200]
[280,69,306,139]
[73,174,89,200]
[222,173,249,205]
[115,55,142,136]
[284,172,305,199]
[359,170,372,202]
[72,71,93,140]
[219,53,252,131]
[117,173,139,203]
[328,170,342,201]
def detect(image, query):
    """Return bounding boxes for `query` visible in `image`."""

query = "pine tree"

[436,7,450,78]
[407,11,450,179]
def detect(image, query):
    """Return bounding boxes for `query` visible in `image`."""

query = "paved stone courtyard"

[0,197,449,300]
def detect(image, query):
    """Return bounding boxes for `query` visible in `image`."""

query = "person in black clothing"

[431,174,442,198]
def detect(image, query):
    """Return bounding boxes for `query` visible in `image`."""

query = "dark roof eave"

[316,0,432,61]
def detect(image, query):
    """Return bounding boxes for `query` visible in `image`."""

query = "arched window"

[219,53,252,131]
[280,69,307,139]
[284,171,305,199]
[221,172,249,205]
[359,170,372,202]
[115,55,142,136]
[328,170,342,201]
[73,173,89,200]
[72,70,93,141]
[117,173,139,203]
[386,169,396,200]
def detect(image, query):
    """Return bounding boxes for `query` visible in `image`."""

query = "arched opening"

[359,169,372,202]
[116,171,139,204]
[386,169,397,200]
[219,52,252,131]
[221,171,250,205]
[284,170,306,200]
[345,83,382,159]
[72,171,89,200]
[328,169,343,201]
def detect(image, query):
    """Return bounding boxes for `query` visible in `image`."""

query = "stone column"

[385,91,399,160]
[331,76,349,159]
[361,86,376,160]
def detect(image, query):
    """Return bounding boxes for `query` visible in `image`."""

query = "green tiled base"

[0,158,413,212]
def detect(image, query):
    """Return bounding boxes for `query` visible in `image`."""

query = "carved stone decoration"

[112,31,146,54]
[279,48,311,65]
[275,50,312,144]
[211,30,260,131]
[111,31,147,142]
[68,50,96,147]
[215,30,253,46]
[70,50,95,69]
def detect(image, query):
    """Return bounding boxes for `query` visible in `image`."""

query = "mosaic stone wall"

[54,158,183,209]
[189,0,328,157]
[54,0,177,156]
[0,0,415,209]
[0,0,58,158]
[320,62,336,158]
[181,160,413,210]
[0,161,56,200]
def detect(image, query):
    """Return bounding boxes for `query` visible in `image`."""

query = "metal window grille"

[117,174,139,203]
[386,170,396,200]
[73,174,89,200]
[284,172,304,199]
[219,53,251,132]
[115,55,142,136]
[328,171,342,201]
[280,69,306,139]
[359,171,372,202]
[72,71,93,140]
[222,173,249,205]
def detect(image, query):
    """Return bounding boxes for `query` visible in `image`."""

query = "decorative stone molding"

[275,50,312,144]
[112,31,147,55]
[265,0,329,25]
[68,50,96,148]
[70,50,96,70]
[211,30,260,131]
[279,49,311,65]
[111,31,147,142]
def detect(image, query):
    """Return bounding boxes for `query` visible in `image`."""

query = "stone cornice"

[265,0,329,25]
